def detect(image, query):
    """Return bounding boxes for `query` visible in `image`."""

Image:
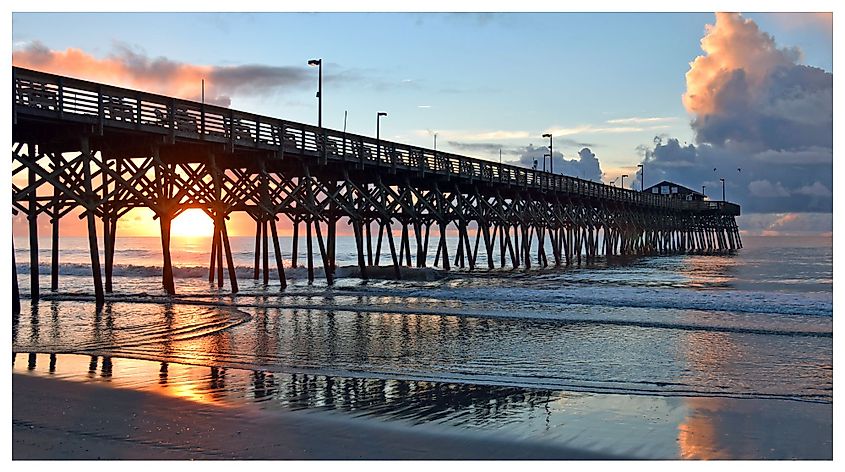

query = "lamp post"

[376,111,387,162]
[720,178,725,201]
[307,59,322,129]
[434,133,437,151]
[702,185,706,199]
[621,174,628,189]
[637,164,644,191]
[542,133,553,174]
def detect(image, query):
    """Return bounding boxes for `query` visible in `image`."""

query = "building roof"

[643,180,705,196]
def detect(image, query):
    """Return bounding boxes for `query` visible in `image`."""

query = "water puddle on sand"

[13,352,832,459]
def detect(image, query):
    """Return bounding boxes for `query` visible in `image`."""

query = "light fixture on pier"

[637,164,644,191]
[621,174,628,189]
[376,111,388,140]
[376,112,388,160]
[308,59,322,129]
[542,133,553,173]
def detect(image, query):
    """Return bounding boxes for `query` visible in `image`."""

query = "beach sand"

[12,374,612,460]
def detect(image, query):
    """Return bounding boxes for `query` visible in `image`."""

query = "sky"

[10,11,834,236]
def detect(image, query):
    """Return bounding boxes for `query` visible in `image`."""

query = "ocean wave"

[36,292,831,338]
[333,284,833,318]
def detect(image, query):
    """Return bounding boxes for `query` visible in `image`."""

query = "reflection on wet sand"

[674,319,832,459]
[13,352,832,459]
[15,353,555,427]
[678,397,729,460]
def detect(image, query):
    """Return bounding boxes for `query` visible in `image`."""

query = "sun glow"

[171,209,214,238]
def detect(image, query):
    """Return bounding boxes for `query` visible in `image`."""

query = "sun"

[171,208,214,238]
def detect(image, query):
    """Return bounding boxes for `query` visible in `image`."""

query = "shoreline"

[12,373,613,460]
[12,352,834,460]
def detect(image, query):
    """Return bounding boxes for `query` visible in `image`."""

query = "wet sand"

[13,374,613,460]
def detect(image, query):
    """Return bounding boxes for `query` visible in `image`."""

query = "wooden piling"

[81,136,104,307]
[216,218,224,289]
[159,215,176,295]
[105,219,117,293]
[50,154,60,291]
[353,219,368,279]
[209,219,219,282]
[270,217,288,288]
[306,219,314,283]
[28,165,39,303]
[439,223,450,271]
[314,219,334,285]
[102,156,112,294]
[253,218,261,280]
[262,219,269,285]
[291,217,299,269]
[365,219,373,267]
[385,221,401,279]
[374,223,384,266]
[220,220,238,294]
[13,242,20,316]
[327,216,337,277]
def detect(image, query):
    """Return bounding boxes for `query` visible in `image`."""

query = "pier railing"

[12,67,739,216]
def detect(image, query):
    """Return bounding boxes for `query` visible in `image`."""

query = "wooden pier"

[11,66,741,309]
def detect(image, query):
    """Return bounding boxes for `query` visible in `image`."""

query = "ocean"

[11,233,833,459]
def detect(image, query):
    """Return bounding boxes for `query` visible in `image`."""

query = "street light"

[307,59,322,129]
[720,178,726,201]
[621,174,628,189]
[376,112,388,162]
[637,164,644,191]
[702,185,706,199]
[434,133,437,151]
[542,133,553,174]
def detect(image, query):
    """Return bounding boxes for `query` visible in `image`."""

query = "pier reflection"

[15,353,554,429]
[12,352,832,459]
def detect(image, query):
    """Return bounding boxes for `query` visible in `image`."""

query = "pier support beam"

[50,154,61,291]
[13,242,20,316]
[159,214,176,295]
[270,217,287,288]
[81,136,104,307]
[28,165,39,304]
[220,219,239,294]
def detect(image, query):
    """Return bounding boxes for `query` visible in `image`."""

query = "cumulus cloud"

[682,12,832,150]
[514,145,603,181]
[793,181,832,198]
[636,13,831,215]
[748,180,790,198]
[13,41,312,107]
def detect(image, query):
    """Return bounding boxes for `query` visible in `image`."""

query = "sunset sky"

[11,10,833,237]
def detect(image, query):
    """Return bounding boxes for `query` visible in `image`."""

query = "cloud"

[545,123,670,136]
[738,212,832,236]
[446,141,523,156]
[418,129,531,141]
[605,116,679,125]
[14,41,316,107]
[793,181,832,198]
[514,145,604,182]
[636,13,831,215]
[748,180,790,198]
[682,12,832,150]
